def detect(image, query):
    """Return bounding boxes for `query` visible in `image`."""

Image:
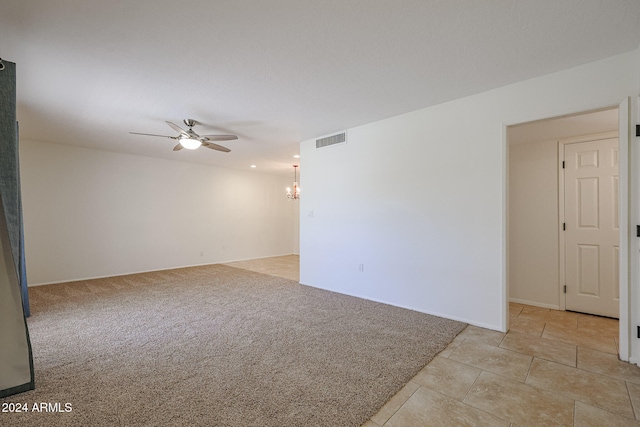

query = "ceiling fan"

[130,119,237,152]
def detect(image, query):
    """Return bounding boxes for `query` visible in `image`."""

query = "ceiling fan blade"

[130,132,176,139]
[166,121,188,135]
[202,141,231,152]
[173,143,183,151]
[202,135,238,141]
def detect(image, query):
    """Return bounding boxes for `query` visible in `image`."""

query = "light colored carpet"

[0,264,466,426]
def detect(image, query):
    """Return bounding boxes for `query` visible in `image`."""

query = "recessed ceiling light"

[250,165,257,168]
[293,154,300,158]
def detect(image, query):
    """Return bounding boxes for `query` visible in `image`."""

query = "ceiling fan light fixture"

[131,119,234,153]
[179,137,201,150]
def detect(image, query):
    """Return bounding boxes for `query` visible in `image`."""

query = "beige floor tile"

[576,313,618,337]
[370,381,420,426]
[384,387,509,427]
[627,382,640,421]
[223,255,300,281]
[574,401,640,426]
[542,323,617,354]
[361,420,381,427]
[509,302,525,317]
[519,306,572,321]
[437,338,462,358]
[449,341,532,382]
[543,316,580,330]
[500,331,576,367]
[526,358,634,418]
[519,307,578,329]
[507,316,546,337]
[520,305,552,313]
[577,347,640,384]
[411,356,482,400]
[456,325,505,347]
[464,371,574,426]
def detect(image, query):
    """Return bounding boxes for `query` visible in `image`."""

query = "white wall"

[290,172,301,255]
[508,140,559,308]
[20,140,297,285]
[292,193,300,254]
[300,49,639,331]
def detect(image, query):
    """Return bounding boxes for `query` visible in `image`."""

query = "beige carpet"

[0,264,466,426]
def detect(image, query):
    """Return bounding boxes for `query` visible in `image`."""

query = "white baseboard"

[509,298,560,311]
[28,253,300,287]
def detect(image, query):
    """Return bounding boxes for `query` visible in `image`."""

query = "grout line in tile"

[379,381,421,426]
[537,323,545,337]
[459,365,483,403]
[541,321,550,336]
[449,346,534,385]
[572,360,632,382]
[436,380,513,426]
[498,332,507,347]
[626,381,637,420]
[525,359,638,421]
[542,349,633,385]
[468,401,514,426]
[524,355,535,383]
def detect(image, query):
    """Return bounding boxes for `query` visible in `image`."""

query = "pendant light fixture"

[286,165,300,200]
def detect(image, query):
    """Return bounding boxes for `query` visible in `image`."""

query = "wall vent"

[316,131,346,149]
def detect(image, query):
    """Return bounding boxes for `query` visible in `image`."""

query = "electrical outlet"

[308,210,314,218]
[358,263,364,272]
[200,251,204,257]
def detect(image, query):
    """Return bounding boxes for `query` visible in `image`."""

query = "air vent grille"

[316,132,346,149]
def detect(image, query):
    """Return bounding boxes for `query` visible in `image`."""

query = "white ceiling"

[2,1,639,174]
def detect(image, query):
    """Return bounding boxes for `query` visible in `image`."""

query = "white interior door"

[564,137,619,318]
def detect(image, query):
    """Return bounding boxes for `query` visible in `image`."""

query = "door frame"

[506,97,637,363]
[557,131,619,314]
[621,96,636,364]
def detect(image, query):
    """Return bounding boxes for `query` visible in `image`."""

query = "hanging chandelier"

[286,165,300,200]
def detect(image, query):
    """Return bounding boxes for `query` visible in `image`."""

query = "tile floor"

[364,304,639,427]
[223,254,300,282]
[224,255,640,426]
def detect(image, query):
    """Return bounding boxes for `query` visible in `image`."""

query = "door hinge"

[562,161,565,169]
[637,225,640,237]
[563,223,566,231]
[563,285,567,294]
[636,124,640,137]
[637,325,640,339]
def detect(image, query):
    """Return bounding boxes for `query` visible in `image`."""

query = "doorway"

[507,107,619,316]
